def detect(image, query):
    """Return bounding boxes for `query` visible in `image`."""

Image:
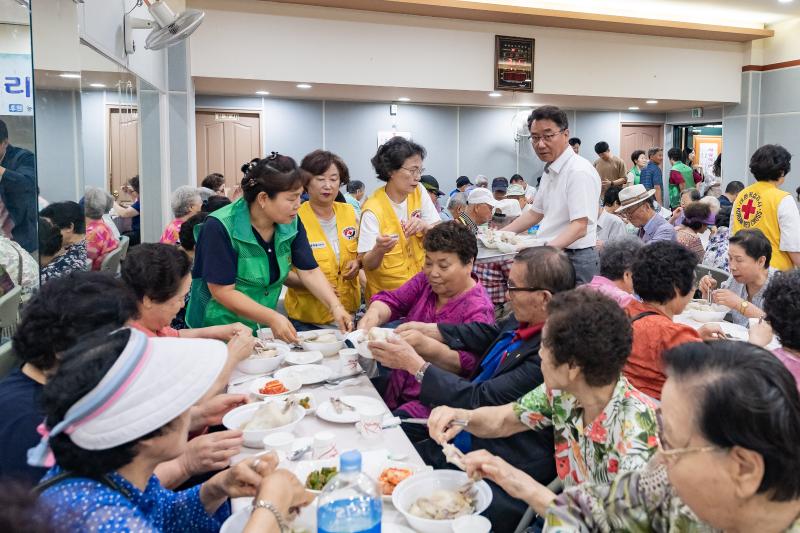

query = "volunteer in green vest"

[667,147,696,209]
[284,150,361,331]
[187,152,353,343]
[625,150,647,187]
[358,137,442,300]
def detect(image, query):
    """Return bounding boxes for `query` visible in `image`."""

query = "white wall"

[189,0,744,103]
[762,17,800,65]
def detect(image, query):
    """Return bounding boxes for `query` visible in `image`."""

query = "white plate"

[315,394,386,423]
[275,364,333,385]
[285,350,324,365]
[345,328,395,360]
[249,376,302,399]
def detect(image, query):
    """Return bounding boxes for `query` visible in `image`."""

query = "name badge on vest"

[309,241,326,250]
[342,226,357,240]
[411,209,422,219]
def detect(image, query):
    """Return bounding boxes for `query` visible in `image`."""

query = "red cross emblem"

[742,199,757,220]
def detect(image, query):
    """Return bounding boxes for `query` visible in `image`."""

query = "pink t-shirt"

[159,219,184,245]
[773,347,800,392]
[584,275,636,308]
[130,321,180,338]
[86,219,119,271]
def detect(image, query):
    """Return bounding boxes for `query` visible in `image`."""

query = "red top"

[623,300,701,400]
[129,321,181,338]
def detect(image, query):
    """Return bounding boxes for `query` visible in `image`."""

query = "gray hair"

[83,187,114,220]
[448,192,467,210]
[600,236,644,280]
[170,186,202,218]
[699,195,721,215]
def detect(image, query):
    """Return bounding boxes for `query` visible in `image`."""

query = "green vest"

[185,198,297,332]
[668,161,696,208]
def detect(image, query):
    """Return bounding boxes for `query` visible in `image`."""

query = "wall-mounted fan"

[124,0,204,54]
[511,110,533,143]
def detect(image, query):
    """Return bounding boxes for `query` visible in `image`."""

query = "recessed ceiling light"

[646,100,658,104]
[488,92,502,98]
[89,83,106,88]
[397,97,410,102]
[255,91,270,95]
[59,73,81,79]
[296,83,312,89]
[628,106,640,110]
[778,0,793,4]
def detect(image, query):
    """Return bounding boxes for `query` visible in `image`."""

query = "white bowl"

[346,328,395,359]
[687,300,729,323]
[300,329,344,356]
[285,350,324,365]
[222,400,306,448]
[236,343,289,374]
[392,470,493,533]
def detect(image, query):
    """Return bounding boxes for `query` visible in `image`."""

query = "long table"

[227,352,425,527]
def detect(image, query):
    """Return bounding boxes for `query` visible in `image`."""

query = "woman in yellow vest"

[732,144,800,270]
[285,150,361,330]
[357,137,442,300]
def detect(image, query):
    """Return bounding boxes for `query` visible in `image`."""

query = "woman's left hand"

[210,452,279,500]
[748,318,773,347]
[331,305,354,333]
[712,289,743,310]
[462,450,534,502]
[342,259,360,281]
[227,332,257,363]
[402,217,427,237]
[193,393,249,428]
[369,335,425,373]
[225,322,252,340]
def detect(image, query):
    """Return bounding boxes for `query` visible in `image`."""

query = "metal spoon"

[288,444,311,461]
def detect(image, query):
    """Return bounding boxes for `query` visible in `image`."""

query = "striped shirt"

[457,211,479,234]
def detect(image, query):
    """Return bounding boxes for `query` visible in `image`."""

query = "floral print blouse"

[703,227,730,273]
[86,219,119,270]
[40,240,90,284]
[513,376,658,488]
[160,218,184,245]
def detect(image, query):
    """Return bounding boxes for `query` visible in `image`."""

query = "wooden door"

[693,135,723,177]
[195,111,261,189]
[108,107,139,201]
[620,124,663,172]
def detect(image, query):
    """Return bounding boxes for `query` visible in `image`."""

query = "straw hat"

[616,184,656,213]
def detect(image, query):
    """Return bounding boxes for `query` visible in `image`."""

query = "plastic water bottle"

[528,224,540,235]
[317,450,382,533]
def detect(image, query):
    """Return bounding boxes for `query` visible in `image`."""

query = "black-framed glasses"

[506,282,552,293]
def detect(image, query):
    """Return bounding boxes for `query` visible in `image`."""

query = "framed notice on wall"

[494,36,534,92]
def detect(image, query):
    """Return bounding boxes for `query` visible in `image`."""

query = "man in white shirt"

[510,174,536,203]
[504,106,601,283]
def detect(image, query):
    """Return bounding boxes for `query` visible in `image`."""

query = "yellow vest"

[361,186,426,300]
[732,181,793,271]
[285,202,361,324]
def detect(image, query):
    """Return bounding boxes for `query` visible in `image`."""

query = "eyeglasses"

[655,409,719,465]
[531,130,566,145]
[402,166,425,176]
[506,282,552,293]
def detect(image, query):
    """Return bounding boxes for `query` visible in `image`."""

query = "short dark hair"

[371,137,426,183]
[43,329,168,479]
[514,246,576,294]
[121,243,191,303]
[594,141,610,155]
[682,201,711,231]
[301,150,351,187]
[603,186,622,207]
[631,150,645,164]
[241,153,304,203]
[346,180,365,194]
[750,144,791,182]
[568,137,581,147]
[38,217,62,257]
[600,236,643,281]
[40,201,86,234]
[683,147,694,163]
[729,229,772,269]
[632,241,698,304]
[682,188,701,202]
[12,272,137,371]
[713,154,722,177]
[179,212,208,252]
[667,147,683,162]
[0,119,7,143]
[201,173,225,191]
[202,195,231,213]
[544,290,633,387]
[647,147,662,159]
[240,157,259,176]
[663,341,800,502]
[128,176,139,194]
[422,221,478,266]
[510,174,525,184]
[762,270,800,351]
[527,105,569,131]
[725,181,745,195]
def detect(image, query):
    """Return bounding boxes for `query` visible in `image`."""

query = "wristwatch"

[414,362,431,383]
[739,300,750,313]
[253,500,288,532]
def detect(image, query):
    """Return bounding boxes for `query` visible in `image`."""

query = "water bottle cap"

[339,450,362,473]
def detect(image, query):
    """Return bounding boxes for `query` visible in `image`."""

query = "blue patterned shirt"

[639,161,662,193]
[39,466,231,532]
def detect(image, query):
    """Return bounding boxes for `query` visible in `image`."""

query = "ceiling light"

[296,83,312,89]
[628,106,640,110]
[59,73,81,79]
[488,92,502,98]
[646,100,658,104]
[255,91,270,95]
[778,0,793,4]
[397,97,410,102]
[89,83,106,88]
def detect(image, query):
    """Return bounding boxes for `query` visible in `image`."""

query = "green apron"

[186,198,297,332]
[668,161,696,208]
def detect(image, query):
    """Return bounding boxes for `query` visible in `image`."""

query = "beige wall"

[761,17,800,65]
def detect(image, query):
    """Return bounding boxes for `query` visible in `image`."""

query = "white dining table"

[226,351,426,528]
